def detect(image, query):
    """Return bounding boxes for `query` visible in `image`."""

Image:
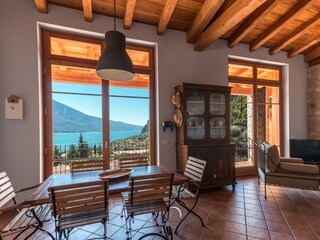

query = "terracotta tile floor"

[4,177,320,240]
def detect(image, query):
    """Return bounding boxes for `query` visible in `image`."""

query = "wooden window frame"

[228,59,282,176]
[41,29,156,178]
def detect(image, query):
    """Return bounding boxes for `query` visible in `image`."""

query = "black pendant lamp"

[96,0,135,81]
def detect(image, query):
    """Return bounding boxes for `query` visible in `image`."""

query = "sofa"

[257,141,319,198]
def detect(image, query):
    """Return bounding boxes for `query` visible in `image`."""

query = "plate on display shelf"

[97,168,134,180]
[172,91,182,108]
[173,109,183,127]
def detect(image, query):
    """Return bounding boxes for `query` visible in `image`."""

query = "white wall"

[0,0,307,190]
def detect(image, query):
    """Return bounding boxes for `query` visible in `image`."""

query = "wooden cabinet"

[174,83,236,188]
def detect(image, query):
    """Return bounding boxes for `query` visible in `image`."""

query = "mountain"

[53,100,143,133]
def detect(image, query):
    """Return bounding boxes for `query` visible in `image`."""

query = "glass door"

[42,30,155,177]
[228,60,282,176]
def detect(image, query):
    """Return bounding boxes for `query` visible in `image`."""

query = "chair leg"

[100,219,106,239]
[38,227,55,240]
[174,200,205,234]
[265,181,267,199]
[13,224,34,240]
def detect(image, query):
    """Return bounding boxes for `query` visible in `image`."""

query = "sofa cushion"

[280,157,304,164]
[267,145,280,173]
[279,162,319,175]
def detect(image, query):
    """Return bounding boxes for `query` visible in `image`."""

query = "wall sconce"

[161,121,174,133]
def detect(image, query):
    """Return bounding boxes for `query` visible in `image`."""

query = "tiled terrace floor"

[4,177,320,240]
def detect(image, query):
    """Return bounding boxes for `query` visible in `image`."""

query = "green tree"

[78,133,89,158]
[68,144,78,159]
[54,145,61,160]
[97,144,102,157]
[141,120,150,134]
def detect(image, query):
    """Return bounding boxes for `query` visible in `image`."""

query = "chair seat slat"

[71,160,104,173]
[57,196,105,209]
[184,172,202,182]
[54,190,104,203]
[49,180,109,237]
[118,156,148,169]
[0,192,16,209]
[0,175,11,186]
[3,208,28,232]
[185,165,203,176]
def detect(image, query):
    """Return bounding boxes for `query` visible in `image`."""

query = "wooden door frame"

[228,59,282,176]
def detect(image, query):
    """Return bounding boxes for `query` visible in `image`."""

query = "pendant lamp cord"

[114,0,116,31]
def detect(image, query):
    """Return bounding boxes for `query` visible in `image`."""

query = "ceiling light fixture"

[96,0,135,81]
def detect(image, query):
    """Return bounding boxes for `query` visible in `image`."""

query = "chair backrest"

[49,180,109,223]
[71,160,104,173]
[118,155,149,168]
[184,156,206,183]
[0,172,16,208]
[128,173,173,206]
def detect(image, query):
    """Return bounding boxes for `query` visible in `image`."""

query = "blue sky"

[52,83,149,126]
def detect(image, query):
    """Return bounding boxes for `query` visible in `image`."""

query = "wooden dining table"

[25,165,187,205]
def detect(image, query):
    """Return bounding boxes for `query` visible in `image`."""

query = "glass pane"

[53,82,101,95]
[229,83,254,167]
[109,87,150,169]
[257,67,280,81]
[109,74,149,97]
[52,93,102,174]
[127,49,150,67]
[187,117,205,139]
[50,37,101,60]
[230,83,254,103]
[257,103,280,146]
[52,64,101,88]
[210,93,225,115]
[186,92,205,115]
[228,63,253,78]
[210,117,226,139]
[257,85,279,104]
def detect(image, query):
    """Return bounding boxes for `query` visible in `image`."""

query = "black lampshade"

[96,31,135,81]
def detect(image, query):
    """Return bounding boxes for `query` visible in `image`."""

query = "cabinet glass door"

[209,93,226,139]
[186,92,205,140]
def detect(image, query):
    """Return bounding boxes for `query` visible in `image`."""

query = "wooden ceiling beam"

[304,44,320,63]
[270,13,320,55]
[34,0,48,13]
[157,0,179,35]
[288,34,320,58]
[123,0,137,30]
[228,0,279,48]
[309,56,320,67]
[187,0,224,43]
[250,0,316,52]
[194,0,266,52]
[82,0,92,22]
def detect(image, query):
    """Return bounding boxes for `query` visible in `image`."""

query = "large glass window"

[228,60,281,174]
[42,30,155,177]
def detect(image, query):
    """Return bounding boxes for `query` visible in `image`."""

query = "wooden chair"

[70,159,104,173]
[171,156,207,234]
[0,172,54,240]
[122,172,174,240]
[118,155,149,169]
[49,180,109,239]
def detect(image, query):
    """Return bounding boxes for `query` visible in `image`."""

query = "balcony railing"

[52,141,150,174]
[232,137,254,163]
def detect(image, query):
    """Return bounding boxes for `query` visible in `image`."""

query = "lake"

[53,130,141,146]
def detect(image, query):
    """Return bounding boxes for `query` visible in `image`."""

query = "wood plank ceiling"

[33,0,320,66]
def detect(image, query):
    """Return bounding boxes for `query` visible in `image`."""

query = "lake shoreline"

[53,130,141,146]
